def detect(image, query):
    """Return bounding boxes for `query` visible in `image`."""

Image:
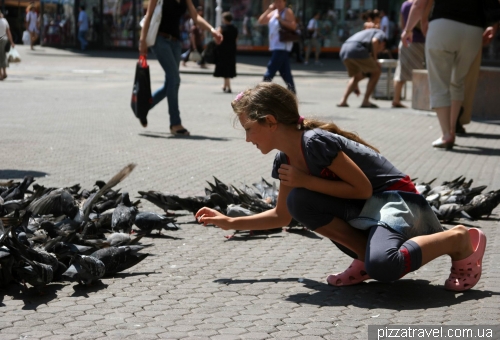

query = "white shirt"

[307,18,318,38]
[268,9,293,52]
[0,18,9,38]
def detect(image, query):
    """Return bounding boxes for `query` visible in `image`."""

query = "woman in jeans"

[257,0,297,94]
[139,0,222,136]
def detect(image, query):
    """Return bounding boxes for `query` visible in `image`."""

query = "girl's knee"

[286,188,314,220]
[365,250,403,282]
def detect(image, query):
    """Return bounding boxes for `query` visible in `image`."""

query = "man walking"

[78,5,89,51]
[337,28,386,108]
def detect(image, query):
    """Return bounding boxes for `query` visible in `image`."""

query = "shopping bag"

[22,31,30,45]
[189,50,201,62]
[139,0,163,47]
[202,41,217,64]
[130,56,152,127]
[7,47,21,63]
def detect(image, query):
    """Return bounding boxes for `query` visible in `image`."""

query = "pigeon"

[111,193,138,233]
[414,178,437,197]
[82,163,137,223]
[13,257,54,290]
[106,232,144,247]
[432,204,472,222]
[464,190,500,219]
[90,245,149,276]
[62,254,105,285]
[134,212,179,235]
[28,189,79,219]
[0,246,14,288]
[137,191,183,213]
[1,176,35,201]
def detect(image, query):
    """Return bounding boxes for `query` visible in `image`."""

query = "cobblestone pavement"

[1,46,499,339]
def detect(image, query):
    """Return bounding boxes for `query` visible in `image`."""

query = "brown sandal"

[170,126,190,136]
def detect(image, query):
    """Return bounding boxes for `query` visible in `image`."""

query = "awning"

[4,0,36,7]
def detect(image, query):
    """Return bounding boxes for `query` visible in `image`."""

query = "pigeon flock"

[1,163,499,293]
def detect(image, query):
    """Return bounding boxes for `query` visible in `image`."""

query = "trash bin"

[372,59,406,100]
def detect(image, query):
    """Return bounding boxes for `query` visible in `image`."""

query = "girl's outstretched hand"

[277,164,308,188]
[195,207,232,230]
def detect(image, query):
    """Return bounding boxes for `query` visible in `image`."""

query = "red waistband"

[385,175,419,194]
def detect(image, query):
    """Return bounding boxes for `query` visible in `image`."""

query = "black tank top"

[430,0,486,28]
[158,0,187,39]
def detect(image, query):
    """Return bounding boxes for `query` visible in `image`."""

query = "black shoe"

[456,106,466,135]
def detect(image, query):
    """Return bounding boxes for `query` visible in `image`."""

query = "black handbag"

[482,0,500,25]
[202,41,217,64]
[130,56,152,128]
[278,9,299,43]
[4,40,11,53]
[279,28,300,42]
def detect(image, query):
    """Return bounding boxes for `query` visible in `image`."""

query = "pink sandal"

[326,259,371,286]
[445,228,487,291]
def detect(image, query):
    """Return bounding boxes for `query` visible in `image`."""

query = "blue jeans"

[151,36,182,127]
[78,30,88,50]
[263,50,296,93]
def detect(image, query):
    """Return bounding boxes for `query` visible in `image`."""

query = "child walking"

[196,82,486,292]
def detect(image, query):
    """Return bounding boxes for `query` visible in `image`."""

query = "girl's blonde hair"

[231,82,380,153]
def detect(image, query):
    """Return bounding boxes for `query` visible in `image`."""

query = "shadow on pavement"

[0,170,49,179]
[70,281,110,297]
[139,132,231,141]
[460,132,500,139]
[284,227,323,240]
[291,278,499,310]
[449,145,500,156]
[0,283,69,310]
[214,277,498,310]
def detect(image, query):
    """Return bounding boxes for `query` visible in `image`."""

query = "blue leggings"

[287,188,422,282]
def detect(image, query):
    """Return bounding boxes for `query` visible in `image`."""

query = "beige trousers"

[425,19,483,108]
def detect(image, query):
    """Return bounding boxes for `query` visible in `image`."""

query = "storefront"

[219,0,384,52]
[36,0,143,48]
[2,0,498,63]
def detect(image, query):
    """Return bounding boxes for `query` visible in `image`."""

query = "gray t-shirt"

[339,29,386,60]
[271,128,405,193]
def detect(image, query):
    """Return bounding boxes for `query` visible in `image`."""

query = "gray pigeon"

[464,190,500,219]
[111,193,138,233]
[432,204,472,222]
[90,246,148,276]
[62,255,105,285]
[134,212,179,235]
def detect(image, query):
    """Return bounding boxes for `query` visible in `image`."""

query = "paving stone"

[0,334,24,340]
[157,332,190,339]
[240,332,272,339]
[72,332,107,339]
[20,330,53,338]
[187,329,220,337]
[270,330,301,338]
[167,325,198,333]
